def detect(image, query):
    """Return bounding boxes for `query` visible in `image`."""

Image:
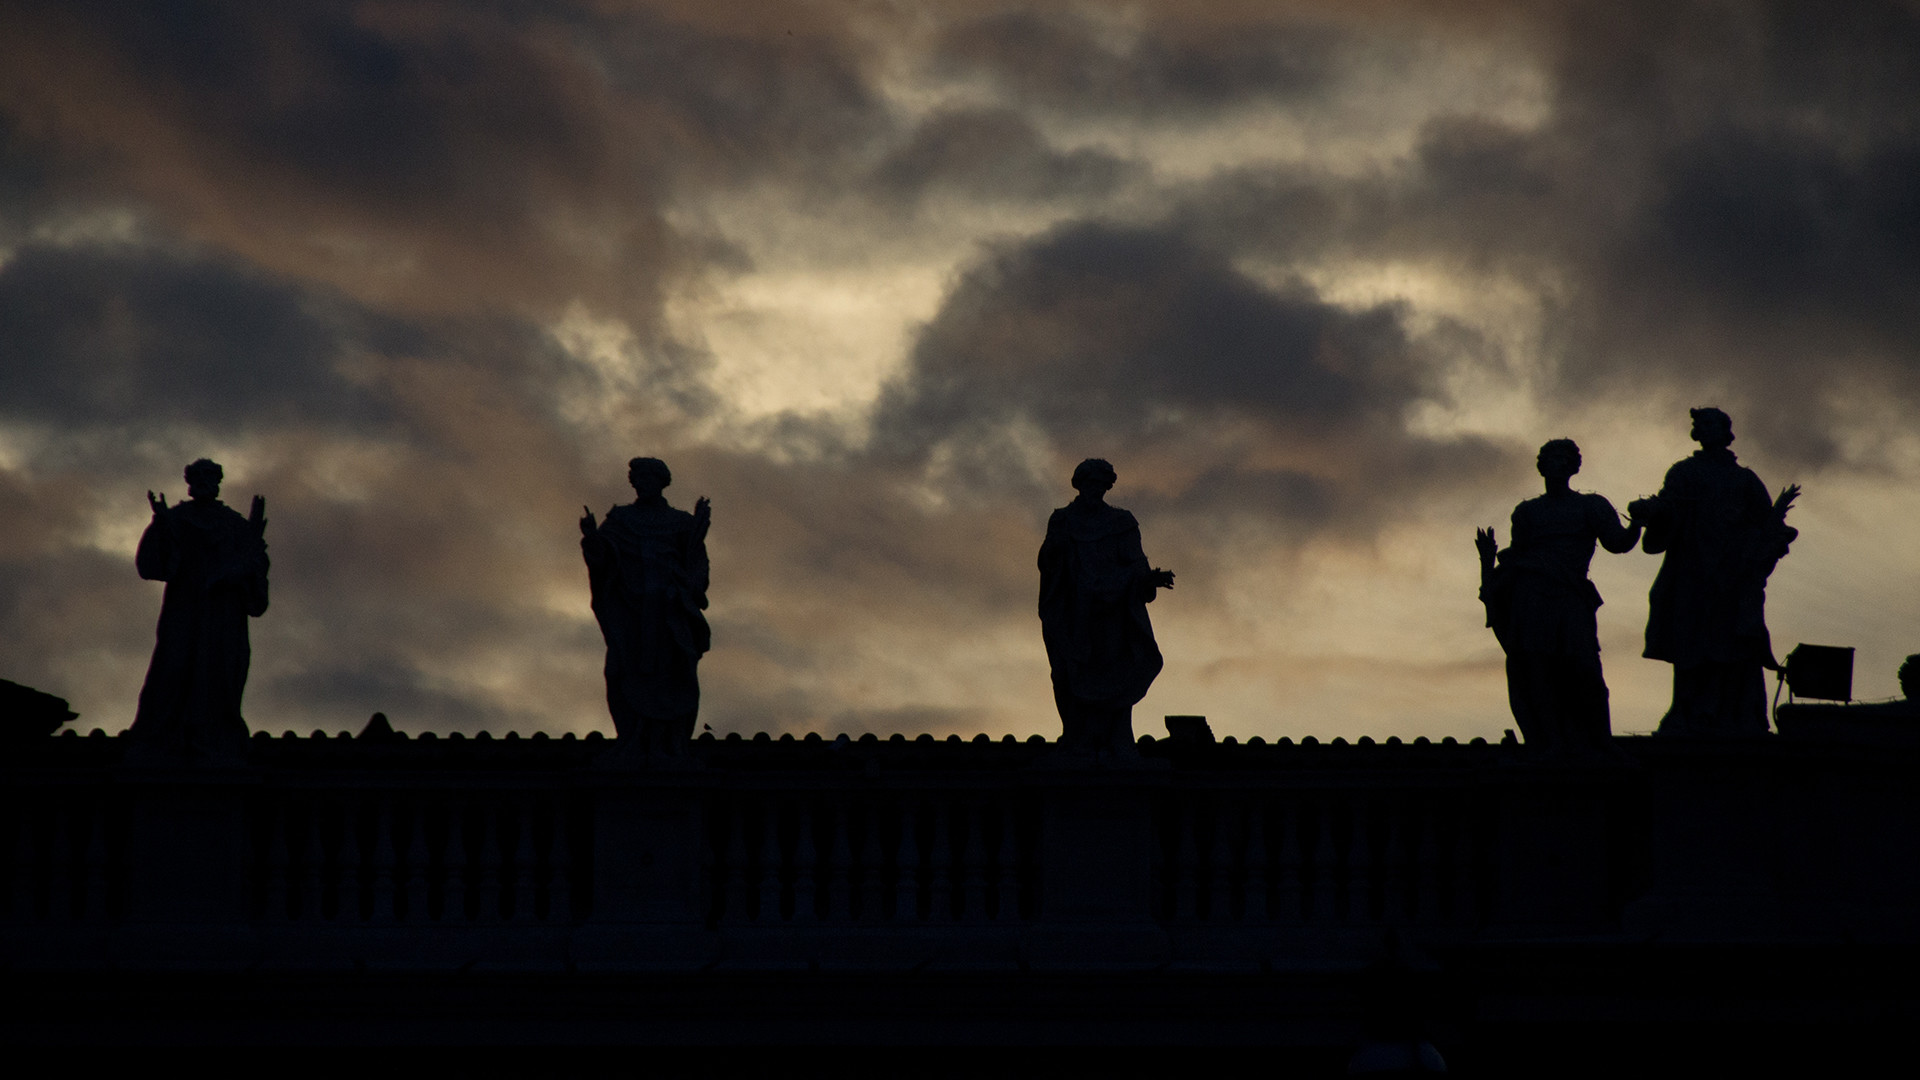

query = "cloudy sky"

[3,0,1917,741]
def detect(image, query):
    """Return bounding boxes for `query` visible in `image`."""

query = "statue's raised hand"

[1773,484,1801,519]
[249,495,268,536]
[694,496,711,537]
[147,490,169,516]
[579,506,598,538]
[1148,567,1175,590]
[1475,527,1497,566]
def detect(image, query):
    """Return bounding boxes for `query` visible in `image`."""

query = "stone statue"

[1629,408,1799,736]
[129,459,269,763]
[1038,458,1175,754]
[1476,439,1641,751]
[581,457,710,754]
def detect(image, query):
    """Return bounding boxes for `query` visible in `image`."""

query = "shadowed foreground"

[5,727,1919,1071]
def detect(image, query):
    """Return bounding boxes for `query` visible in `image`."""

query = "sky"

[2,0,1917,742]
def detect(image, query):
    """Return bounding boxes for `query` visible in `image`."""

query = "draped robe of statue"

[131,498,269,762]
[583,499,710,752]
[1481,491,1637,750]
[1639,447,1796,735]
[1038,499,1164,753]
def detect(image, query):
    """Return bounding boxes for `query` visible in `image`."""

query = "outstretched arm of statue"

[147,490,168,516]
[1475,527,1497,573]
[1628,496,1669,554]
[249,494,268,538]
[694,496,711,539]
[1149,568,1175,590]
[579,506,598,538]
[1595,499,1642,554]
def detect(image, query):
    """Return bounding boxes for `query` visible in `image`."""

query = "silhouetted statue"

[1039,459,1174,754]
[581,457,710,755]
[1477,439,1641,751]
[1629,408,1799,736]
[129,459,268,763]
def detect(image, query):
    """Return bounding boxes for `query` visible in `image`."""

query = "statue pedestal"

[114,766,260,968]
[575,769,713,970]
[1025,761,1171,970]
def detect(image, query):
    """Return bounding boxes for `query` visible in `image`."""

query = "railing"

[1,782,125,926]
[244,787,593,925]
[1152,790,1495,929]
[8,729,1915,967]
[703,790,1039,927]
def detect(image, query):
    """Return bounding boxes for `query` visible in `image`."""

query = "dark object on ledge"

[1782,644,1854,702]
[1775,652,1918,745]
[357,711,404,743]
[1162,715,1214,744]
[0,678,77,742]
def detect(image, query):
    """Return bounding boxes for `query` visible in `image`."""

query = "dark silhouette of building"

[5,722,1919,1071]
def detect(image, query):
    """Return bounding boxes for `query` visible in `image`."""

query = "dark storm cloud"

[1144,0,1920,470]
[933,9,1342,115]
[871,108,1137,202]
[0,243,412,429]
[871,220,1498,527]
[0,0,891,327]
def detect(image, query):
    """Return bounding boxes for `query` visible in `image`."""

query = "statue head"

[1070,458,1116,496]
[183,458,223,501]
[627,457,672,498]
[1900,655,1919,701]
[1690,407,1734,449]
[1536,438,1581,482]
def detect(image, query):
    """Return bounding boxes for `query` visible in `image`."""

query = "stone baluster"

[790,800,817,922]
[1382,801,1409,925]
[513,796,538,924]
[443,799,468,922]
[300,802,325,923]
[403,799,430,922]
[371,795,398,924]
[1276,801,1303,924]
[1346,797,1372,923]
[83,803,110,924]
[8,808,32,920]
[47,806,72,922]
[1451,813,1477,926]
[927,797,953,923]
[1206,804,1232,921]
[476,799,502,923]
[722,804,751,923]
[1414,806,1441,926]
[894,800,921,922]
[1175,802,1200,921]
[1312,800,1338,923]
[858,801,887,923]
[962,800,989,924]
[337,799,364,922]
[760,800,786,923]
[547,801,572,925]
[263,800,291,924]
[1242,800,1269,923]
[993,803,1020,923]
[826,799,853,923]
